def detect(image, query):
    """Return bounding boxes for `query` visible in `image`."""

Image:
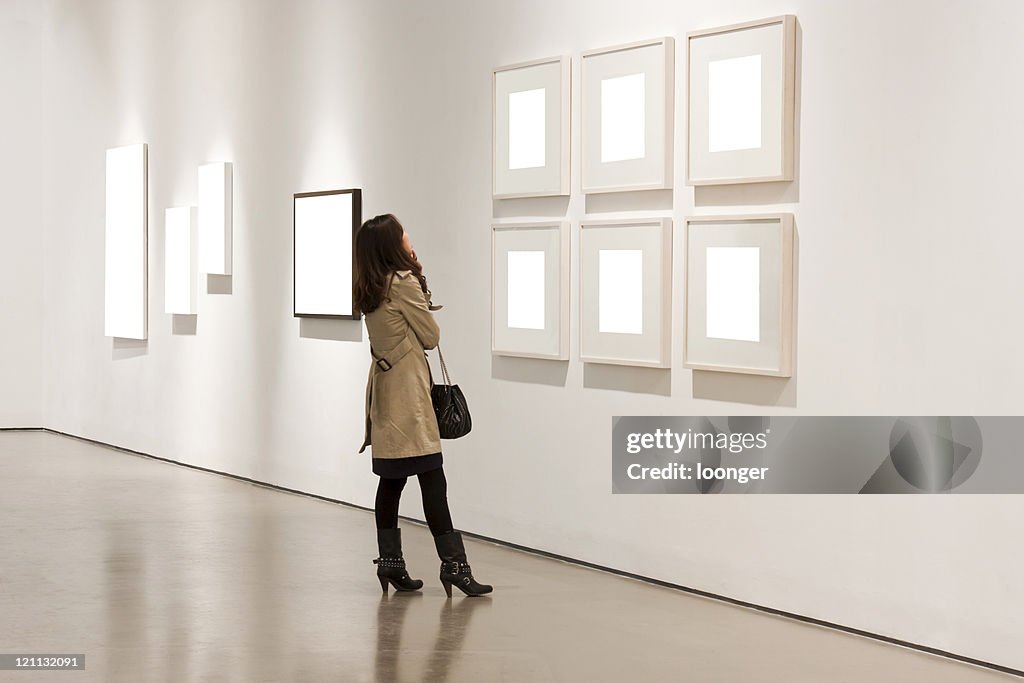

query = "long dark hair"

[353,214,429,314]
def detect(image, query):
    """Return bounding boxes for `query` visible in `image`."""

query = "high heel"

[434,530,493,597]
[373,528,423,594]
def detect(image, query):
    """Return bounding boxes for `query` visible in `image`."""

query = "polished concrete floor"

[0,431,1016,683]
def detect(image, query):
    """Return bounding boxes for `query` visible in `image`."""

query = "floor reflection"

[4,433,1015,683]
[374,588,490,682]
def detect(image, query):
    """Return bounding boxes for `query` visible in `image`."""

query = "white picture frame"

[491,221,569,359]
[104,143,148,339]
[581,37,674,194]
[687,15,797,185]
[293,188,362,319]
[684,213,795,376]
[198,161,233,274]
[580,218,672,367]
[493,56,570,198]
[164,206,197,315]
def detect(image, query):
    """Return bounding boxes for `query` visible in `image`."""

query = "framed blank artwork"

[687,15,796,185]
[580,218,672,367]
[581,37,674,194]
[165,206,197,315]
[492,221,570,359]
[684,214,794,376]
[493,56,570,198]
[293,188,362,319]
[104,143,148,339]
[198,161,233,274]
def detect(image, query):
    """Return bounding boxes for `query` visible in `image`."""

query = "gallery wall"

[21,0,1024,670]
[0,0,45,426]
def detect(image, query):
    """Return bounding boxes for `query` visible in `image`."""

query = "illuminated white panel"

[708,54,762,153]
[165,206,197,315]
[506,250,545,329]
[508,88,546,170]
[295,193,352,316]
[104,143,147,339]
[198,161,232,274]
[600,72,646,162]
[706,246,760,341]
[598,249,643,334]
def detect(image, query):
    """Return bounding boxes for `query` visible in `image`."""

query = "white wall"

[27,0,1024,670]
[0,0,44,426]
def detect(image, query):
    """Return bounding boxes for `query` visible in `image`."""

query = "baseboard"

[8,426,1022,679]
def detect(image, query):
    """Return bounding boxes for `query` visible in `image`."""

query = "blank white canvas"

[198,162,231,274]
[508,88,546,170]
[708,54,762,153]
[600,73,646,163]
[706,246,760,342]
[599,249,643,334]
[104,143,147,339]
[506,250,545,329]
[165,207,196,315]
[295,193,352,316]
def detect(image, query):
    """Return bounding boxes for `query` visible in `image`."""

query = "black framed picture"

[293,188,362,319]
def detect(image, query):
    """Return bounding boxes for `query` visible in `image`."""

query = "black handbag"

[428,344,472,439]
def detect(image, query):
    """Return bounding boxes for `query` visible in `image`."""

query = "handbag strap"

[436,344,452,385]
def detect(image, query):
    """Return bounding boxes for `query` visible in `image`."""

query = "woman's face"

[401,229,416,260]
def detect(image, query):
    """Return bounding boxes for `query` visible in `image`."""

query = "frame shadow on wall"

[299,318,363,342]
[111,338,147,359]
[491,356,569,387]
[693,20,802,208]
[691,229,799,406]
[206,273,233,295]
[583,364,672,396]
[171,315,197,336]
[584,188,673,214]
[492,196,570,220]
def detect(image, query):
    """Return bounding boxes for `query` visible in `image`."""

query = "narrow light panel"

[506,250,545,329]
[165,206,197,315]
[104,143,147,339]
[508,87,546,170]
[295,193,352,316]
[598,249,643,334]
[706,246,760,341]
[600,72,646,163]
[708,54,762,153]
[198,161,232,274]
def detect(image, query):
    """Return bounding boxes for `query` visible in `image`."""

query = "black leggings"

[374,466,454,537]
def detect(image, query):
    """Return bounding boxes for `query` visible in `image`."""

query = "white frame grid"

[493,56,571,198]
[581,37,675,194]
[491,221,570,359]
[686,15,797,186]
[684,213,795,376]
[580,217,673,367]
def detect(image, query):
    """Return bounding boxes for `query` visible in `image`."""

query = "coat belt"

[370,334,415,372]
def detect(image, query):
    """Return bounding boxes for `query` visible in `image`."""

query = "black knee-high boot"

[373,528,423,593]
[433,530,493,597]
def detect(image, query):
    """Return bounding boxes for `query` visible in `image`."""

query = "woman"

[354,213,492,598]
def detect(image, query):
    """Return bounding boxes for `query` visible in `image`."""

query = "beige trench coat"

[358,270,442,459]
